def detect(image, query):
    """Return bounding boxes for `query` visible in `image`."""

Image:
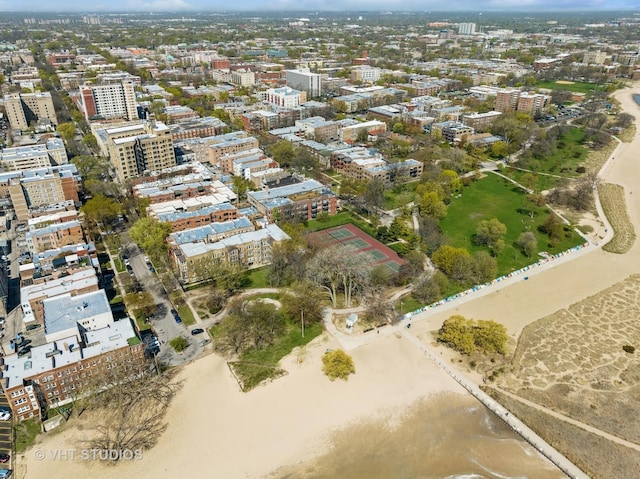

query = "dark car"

[25,324,41,332]
[17,346,31,357]
[191,328,204,336]
[0,454,9,463]
[16,339,31,349]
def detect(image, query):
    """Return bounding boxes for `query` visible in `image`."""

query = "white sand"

[19,83,640,479]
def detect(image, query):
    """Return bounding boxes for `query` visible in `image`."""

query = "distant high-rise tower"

[458,23,477,35]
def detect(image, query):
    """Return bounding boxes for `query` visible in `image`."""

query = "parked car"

[0,454,9,463]
[200,339,211,347]
[0,469,12,479]
[17,346,31,357]
[0,410,11,421]
[25,324,41,332]
[174,315,182,324]
[191,328,204,336]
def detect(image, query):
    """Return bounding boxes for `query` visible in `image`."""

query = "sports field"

[307,224,406,273]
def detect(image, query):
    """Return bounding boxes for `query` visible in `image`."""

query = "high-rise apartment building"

[495,88,521,112]
[458,23,477,35]
[3,92,58,130]
[285,69,322,97]
[79,80,138,122]
[105,120,177,181]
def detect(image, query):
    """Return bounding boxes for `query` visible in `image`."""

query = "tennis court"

[307,224,406,274]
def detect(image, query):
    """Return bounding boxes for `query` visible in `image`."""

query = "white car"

[0,411,11,421]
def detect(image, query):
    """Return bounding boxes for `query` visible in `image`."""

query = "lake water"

[271,393,565,479]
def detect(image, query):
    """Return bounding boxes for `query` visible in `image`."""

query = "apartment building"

[3,92,58,131]
[3,165,81,222]
[517,92,549,116]
[163,105,199,123]
[207,132,260,167]
[0,138,68,171]
[231,69,256,87]
[295,117,339,143]
[494,88,521,112]
[134,177,236,205]
[146,196,239,232]
[285,69,322,97]
[247,178,337,222]
[20,266,99,324]
[350,66,382,83]
[263,87,307,108]
[79,80,138,122]
[172,224,290,284]
[168,116,227,141]
[582,51,607,65]
[458,22,476,35]
[167,216,254,250]
[431,121,475,144]
[104,120,177,181]
[1,304,142,422]
[25,220,84,254]
[340,120,387,144]
[330,147,423,185]
[462,111,502,132]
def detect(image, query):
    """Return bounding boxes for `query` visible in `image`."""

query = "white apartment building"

[458,23,476,35]
[264,86,307,108]
[231,69,255,87]
[350,66,382,83]
[80,80,138,121]
[285,69,322,97]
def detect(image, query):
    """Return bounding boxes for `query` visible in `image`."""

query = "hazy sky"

[2,0,636,12]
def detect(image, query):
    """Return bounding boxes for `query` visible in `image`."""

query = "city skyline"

[0,0,636,13]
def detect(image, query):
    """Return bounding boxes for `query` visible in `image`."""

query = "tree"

[362,295,394,325]
[322,349,355,381]
[76,355,180,457]
[281,281,326,326]
[516,231,538,258]
[413,270,449,305]
[475,218,507,255]
[361,179,385,211]
[437,315,508,355]
[80,194,122,231]
[169,336,189,352]
[215,299,285,354]
[57,122,76,143]
[539,213,565,245]
[472,251,498,283]
[129,218,173,260]
[417,191,447,219]
[438,315,476,355]
[124,291,158,319]
[432,245,471,278]
[268,140,295,167]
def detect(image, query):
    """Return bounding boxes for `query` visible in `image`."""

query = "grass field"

[535,80,603,94]
[439,173,584,276]
[15,418,41,453]
[305,210,378,237]
[245,266,270,289]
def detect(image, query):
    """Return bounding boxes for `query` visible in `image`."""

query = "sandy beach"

[18,82,640,479]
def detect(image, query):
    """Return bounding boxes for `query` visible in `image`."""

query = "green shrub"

[322,349,355,381]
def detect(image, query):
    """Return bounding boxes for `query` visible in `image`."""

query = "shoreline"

[18,81,640,479]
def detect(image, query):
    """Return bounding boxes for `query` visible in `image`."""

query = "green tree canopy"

[80,194,122,230]
[129,217,172,259]
[438,315,508,355]
[475,218,507,255]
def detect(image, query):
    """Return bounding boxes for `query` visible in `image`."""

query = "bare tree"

[72,356,181,459]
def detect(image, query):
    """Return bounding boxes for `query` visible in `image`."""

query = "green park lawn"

[535,80,604,94]
[305,210,377,237]
[440,173,584,276]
